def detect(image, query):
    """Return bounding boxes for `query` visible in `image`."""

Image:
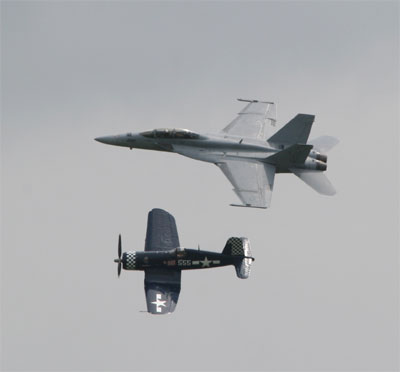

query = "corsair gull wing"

[145,208,180,252]
[221,99,276,140]
[144,268,181,314]
[216,160,276,208]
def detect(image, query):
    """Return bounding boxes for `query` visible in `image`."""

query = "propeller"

[114,234,122,277]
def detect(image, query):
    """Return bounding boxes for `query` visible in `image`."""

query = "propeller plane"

[115,208,254,314]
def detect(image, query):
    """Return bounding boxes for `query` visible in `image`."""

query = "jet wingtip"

[237,98,274,104]
[230,203,268,209]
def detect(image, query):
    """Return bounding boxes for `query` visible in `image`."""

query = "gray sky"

[1,1,399,371]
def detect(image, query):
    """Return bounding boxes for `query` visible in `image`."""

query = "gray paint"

[1,1,399,371]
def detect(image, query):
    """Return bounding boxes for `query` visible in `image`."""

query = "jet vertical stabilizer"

[268,114,315,145]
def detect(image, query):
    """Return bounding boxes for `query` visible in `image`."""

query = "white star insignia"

[200,256,211,268]
[151,293,167,312]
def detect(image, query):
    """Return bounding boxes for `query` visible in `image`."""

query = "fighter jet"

[115,208,254,314]
[96,99,338,208]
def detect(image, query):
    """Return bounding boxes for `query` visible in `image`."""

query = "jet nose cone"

[95,135,115,145]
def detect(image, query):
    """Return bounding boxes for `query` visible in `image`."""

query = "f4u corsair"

[115,208,254,314]
[96,99,339,208]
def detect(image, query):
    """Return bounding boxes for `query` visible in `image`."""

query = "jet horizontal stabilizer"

[290,169,336,195]
[265,144,313,167]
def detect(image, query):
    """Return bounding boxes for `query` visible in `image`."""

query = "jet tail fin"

[268,114,315,145]
[308,136,339,153]
[290,168,336,195]
[222,237,253,279]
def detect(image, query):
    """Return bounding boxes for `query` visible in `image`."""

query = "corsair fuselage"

[119,248,245,271]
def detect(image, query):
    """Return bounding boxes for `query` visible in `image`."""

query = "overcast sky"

[1,1,399,371]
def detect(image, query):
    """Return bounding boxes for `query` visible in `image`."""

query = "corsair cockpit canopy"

[140,128,201,139]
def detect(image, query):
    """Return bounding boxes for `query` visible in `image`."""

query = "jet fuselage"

[95,106,337,208]
[95,129,282,166]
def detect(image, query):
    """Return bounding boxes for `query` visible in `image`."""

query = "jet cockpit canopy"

[140,128,201,139]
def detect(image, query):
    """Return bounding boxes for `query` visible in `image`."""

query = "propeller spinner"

[114,234,122,277]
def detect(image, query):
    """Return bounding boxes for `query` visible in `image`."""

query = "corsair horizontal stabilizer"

[268,114,314,145]
[308,136,339,153]
[290,169,336,195]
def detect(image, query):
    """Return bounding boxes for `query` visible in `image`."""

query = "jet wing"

[216,160,276,208]
[145,208,180,252]
[144,269,181,314]
[221,99,276,140]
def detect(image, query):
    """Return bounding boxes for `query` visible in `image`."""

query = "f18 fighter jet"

[96,99,338,208]
[115,208,254,314]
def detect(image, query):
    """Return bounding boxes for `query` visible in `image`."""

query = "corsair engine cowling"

[122,251,137,270]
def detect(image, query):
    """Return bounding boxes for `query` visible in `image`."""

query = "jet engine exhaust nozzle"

[309,150,328,163]
[316,161,327,171]
[317,154,328,163]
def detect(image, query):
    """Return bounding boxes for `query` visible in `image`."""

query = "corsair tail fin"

[290,168,336,195]
[222,237,253,279]
[268,114,315,145]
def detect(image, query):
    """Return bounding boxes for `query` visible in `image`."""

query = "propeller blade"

[115,234,122,278]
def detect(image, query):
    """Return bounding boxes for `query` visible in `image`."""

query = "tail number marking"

[178,260,191,266]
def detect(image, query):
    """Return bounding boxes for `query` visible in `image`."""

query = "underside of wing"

[145,209,180,252]
[221,100,276,140]
[144,269,181,315]
[216,160,276,208]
